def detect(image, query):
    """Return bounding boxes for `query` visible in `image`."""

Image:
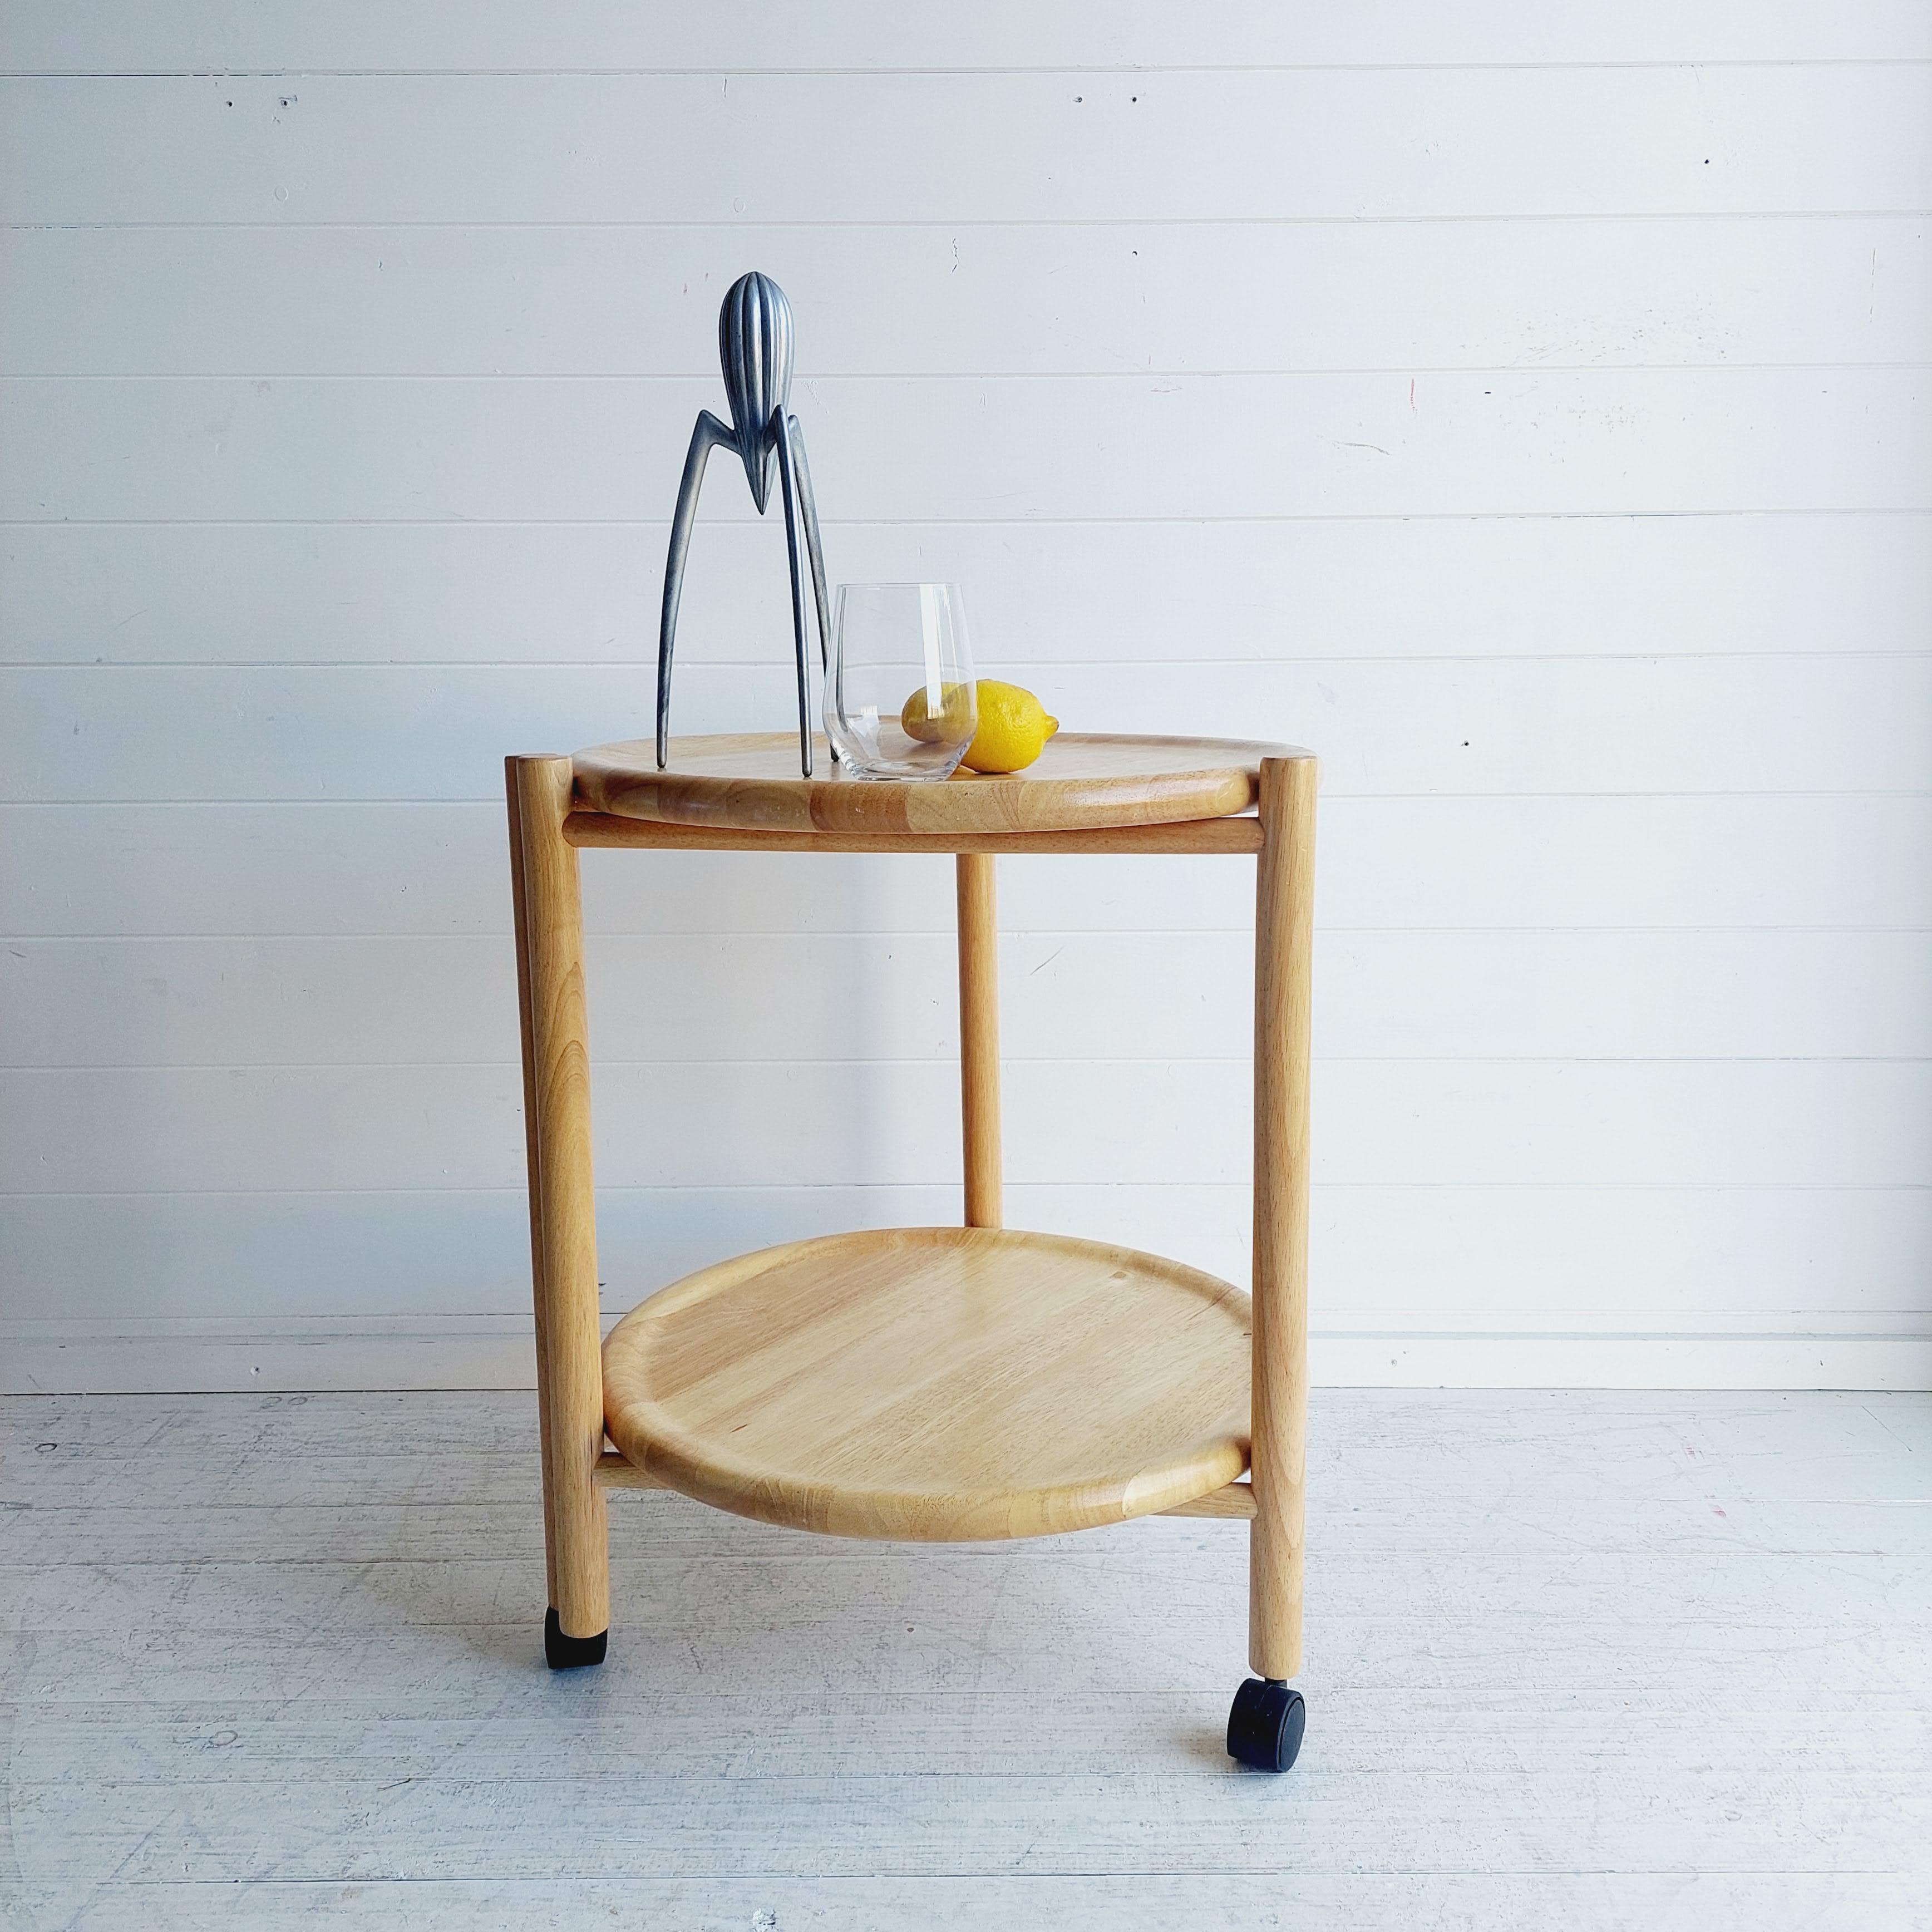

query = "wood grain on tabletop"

[600,1224,1253,1540]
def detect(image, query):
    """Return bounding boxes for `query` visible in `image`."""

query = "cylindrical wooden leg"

[507,755,610,1659]
[956,852,1003,1229]
[1249,755,1316,1681]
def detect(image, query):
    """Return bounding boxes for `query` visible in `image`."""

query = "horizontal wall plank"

[9,371,1929,523]
[9,930,1932,1070]
[9,514,1929,668]
[6,795,1928,937]
[5,68,1929,225]
[7,1186,1927,1329]
[5,1059,1927,1194]
[7,218,1929,376]
[7,3,1931,74]
[7,657,1928,802]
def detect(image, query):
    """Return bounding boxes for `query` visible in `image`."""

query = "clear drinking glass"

[825,583,978,780]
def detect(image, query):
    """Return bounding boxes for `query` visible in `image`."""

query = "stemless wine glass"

[825,583,978,780]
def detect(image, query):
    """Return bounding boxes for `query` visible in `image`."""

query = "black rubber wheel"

[1226,1677,1305,1772]
[544,1606,608,1670]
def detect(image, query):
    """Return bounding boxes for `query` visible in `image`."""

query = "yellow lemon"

[960,679,1059,775]
[899,681,973,744]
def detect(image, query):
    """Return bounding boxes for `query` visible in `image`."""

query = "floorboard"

[4,1389,1928,1929]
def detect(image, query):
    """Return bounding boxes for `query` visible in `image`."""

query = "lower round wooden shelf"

[601,1226,1253,1541]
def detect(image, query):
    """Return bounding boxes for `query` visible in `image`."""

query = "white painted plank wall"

[1,5,1928,1390]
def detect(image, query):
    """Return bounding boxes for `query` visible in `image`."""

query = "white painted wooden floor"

[4,1389,1928,1930]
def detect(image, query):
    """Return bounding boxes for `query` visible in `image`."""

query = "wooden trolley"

[506,731,1316,1770]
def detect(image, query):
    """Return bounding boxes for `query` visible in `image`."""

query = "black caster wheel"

[1226,1677,1305,1772]
[544,1607,608,1670]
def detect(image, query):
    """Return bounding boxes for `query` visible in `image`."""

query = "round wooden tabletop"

[574,731,1300,836]
[601,1225,1253,1541]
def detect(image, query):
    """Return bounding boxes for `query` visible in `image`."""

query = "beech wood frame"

[506,752,1315,1682]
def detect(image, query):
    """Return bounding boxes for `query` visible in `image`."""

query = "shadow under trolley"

[506,730,1316,1771]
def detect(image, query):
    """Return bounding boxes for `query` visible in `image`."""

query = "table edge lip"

[559,731,1314,837]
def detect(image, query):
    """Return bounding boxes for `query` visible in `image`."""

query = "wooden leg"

[956,852,1003,1230]
[1249,755,1316,1682]
[507,755,610,1663]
